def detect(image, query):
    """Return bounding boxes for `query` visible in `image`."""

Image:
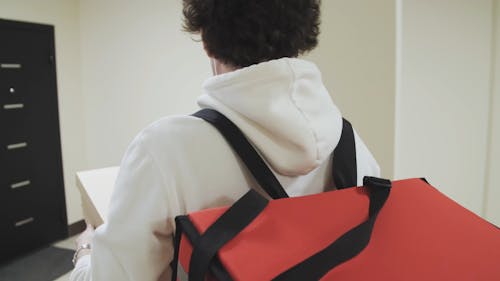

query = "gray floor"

[51,236,76,281]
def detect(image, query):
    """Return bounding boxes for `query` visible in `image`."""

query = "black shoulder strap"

[193,109,358,194]
[193,109,289,199]
[187,109,383,281]
[332,119,358,189]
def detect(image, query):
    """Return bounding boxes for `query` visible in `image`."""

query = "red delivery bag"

[170,109,500,281]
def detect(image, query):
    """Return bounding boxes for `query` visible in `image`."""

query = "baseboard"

[68,219,86,237]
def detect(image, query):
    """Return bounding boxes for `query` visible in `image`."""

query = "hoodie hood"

[197,58,342,176]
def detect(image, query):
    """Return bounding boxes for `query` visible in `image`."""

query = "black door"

[0,19,67,263]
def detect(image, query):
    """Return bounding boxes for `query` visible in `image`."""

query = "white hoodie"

[70,58,380,281]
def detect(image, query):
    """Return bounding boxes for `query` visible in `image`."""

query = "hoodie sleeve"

[353,129,381,185]
[70,132,174,281]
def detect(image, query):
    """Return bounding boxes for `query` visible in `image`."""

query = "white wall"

[79,0,210,169]
[0,0,87,224]
[395,0,493,215]
[485,0,500,226]
[307,0,396,178]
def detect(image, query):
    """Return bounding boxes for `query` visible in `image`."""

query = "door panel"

[0,19,67,263]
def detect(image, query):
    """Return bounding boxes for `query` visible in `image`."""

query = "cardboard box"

[76,166,119,227]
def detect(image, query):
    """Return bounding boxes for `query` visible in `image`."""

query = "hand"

[76,222,95,247]
[74,222,94,261]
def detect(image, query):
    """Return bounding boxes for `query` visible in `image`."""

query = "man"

[71,1,379,280]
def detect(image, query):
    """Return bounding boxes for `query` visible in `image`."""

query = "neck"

[212,59,238,75]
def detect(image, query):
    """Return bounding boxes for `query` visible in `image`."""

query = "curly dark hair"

[182,0,321,67]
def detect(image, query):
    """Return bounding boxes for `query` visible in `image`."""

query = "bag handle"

[187,190,268,281]
[272,176,391,280]
[186,176,391,281]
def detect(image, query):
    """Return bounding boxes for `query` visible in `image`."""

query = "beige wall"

[79,0,210,169]
[307,0,396,178]
[0,0,87,224]
[485,0,500,226]
[395,0,493,215]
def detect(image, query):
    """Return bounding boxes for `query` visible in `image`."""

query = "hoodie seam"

[285,59,321,164]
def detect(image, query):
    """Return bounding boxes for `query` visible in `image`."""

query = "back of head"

[182,0,321,68]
